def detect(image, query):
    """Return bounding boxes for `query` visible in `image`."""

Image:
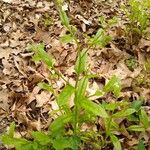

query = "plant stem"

[74,74,79,135]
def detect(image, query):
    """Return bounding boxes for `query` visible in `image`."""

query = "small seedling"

[125,56,138,71]
[99,16,118,29]
[144,59,150,72]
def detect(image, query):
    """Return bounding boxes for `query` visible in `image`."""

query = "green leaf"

[127,125,145,131]
[103,103,120,111]
[110,134,122,150]
[59,9,69,27]
[127,114,139,122]
[60,34,74,43]
[75,49,88,75]
[99,16,107,28]
[103,101,129,111]
[103,75,121,97]
[111,120,119,130]
[89,28,111,47]
[100,35,112,47]
[31,43,55,68]
[49,115,72,135]
[57,84,75,107]
[94,28,104,40]
[76,76,88,100]
[144,60,150,71]
[112,108,136,118]
[94,90,105,97]
[137,140,146,150]
[89,29,103,46]
[139,109,150,128]
[8,122,15,138]
[52,136,80,150]
[130,100,143,111]
[38,82,53,92]
[32,54,41,62]
[107,17,118,26]
[80,98,108,118]
[32,132,51,145]
[2,135,30,148]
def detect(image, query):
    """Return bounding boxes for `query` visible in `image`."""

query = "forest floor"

[0,0,150,149]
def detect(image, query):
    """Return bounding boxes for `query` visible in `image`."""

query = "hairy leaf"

[130,100,143,111]
[31,43,55,68]
[2,135,31,150]
[52,136,80,150]
[49,115,72,135]
[57,84,75,107]
[59,9,69,27]
[110,134,122,150]
[103,75,121,97]
[140,109,150,128]
[76,76,88,100]
[32,132,51,145]
[75,49,88,75]
[38,82,53,92]
[80,98,108,118]
[60,34,74,43]
[8,122,15,138]
[112,108,136,118]
[137,140,146,150]
[127,125,145,131]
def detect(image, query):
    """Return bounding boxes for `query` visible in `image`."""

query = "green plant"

[125,56,138,71]
[122,0,150,43]
[43,13,53,27]
[1,1,149,150]
[144,59,150,72]
[99,16,118,29]
[127,100,150,132]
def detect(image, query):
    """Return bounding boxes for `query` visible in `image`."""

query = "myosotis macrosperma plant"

[1,1,150,150]
[122,0,150,43]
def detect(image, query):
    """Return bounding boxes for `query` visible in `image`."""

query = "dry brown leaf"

[0,90,10,111]
[36,91,51,107]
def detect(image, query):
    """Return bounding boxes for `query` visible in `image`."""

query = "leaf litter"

[0,0,150,149]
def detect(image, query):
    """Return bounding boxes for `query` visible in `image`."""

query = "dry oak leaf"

[0,90,10,111]
[35,91,51,107]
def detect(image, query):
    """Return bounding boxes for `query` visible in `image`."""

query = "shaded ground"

[0,0,150,149]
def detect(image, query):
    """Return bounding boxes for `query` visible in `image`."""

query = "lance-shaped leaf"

[139,109,150,128]
[103,75,121,97]
[60,34,74,43]
[49,115,72,135]
[103,102,120,111]
[52,136,80,150]
[59,9,69,27]
[76,76,88,100]
[2,135,30,148]
[112,108,136,118]
[89,29,112,47]
[137,140,146,150]
[80,98,108,118]
[8,122,15,138]
[38,82,53,93]
[57,84,75,107]
[127,125,145,132]
[110,134,122,150]
[32,132,51,146]
[31,43,55,68]
[130,100,143,111]
[90,29,104,45]
[75,49,88,75]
